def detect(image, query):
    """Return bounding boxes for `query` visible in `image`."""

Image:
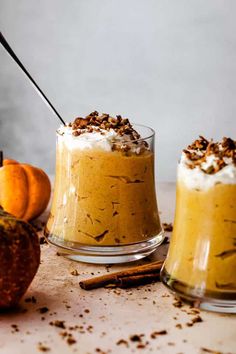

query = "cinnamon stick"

[79,260,164,290]
[117,273,160,288]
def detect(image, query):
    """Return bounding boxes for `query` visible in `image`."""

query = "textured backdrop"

[0,0,235,180]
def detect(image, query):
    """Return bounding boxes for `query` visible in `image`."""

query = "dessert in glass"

[45,112,164,263]
[161,136,236,313]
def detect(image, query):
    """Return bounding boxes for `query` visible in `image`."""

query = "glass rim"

[131,123,155,142]
[56,123,155,143]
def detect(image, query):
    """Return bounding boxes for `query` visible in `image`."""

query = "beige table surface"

[0,182,235,354]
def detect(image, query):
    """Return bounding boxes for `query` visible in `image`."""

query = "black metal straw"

[0,32,65,125]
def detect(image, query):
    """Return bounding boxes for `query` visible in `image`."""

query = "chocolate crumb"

[38,307,49,314]
[11,324,19,333]
[188,308,200,315]
[59,331,68,338]
[130,334,143,342]
[173,298,183,308]
[39,236,47,245]
[25,296,37,303]
[192,315,203,323]
[49,320,66,329]
[162,236,170,244]
[186,315,203,327]
[175,324,182,329]
[201,348,223,354]
[116,339,129,347]
[150,330,167,339]
[67,335,77,345]
[162,222,173,232]
[137,343,146,349]
[38,343,50,352]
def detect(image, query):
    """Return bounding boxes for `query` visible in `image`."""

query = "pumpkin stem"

[0,151,3,167]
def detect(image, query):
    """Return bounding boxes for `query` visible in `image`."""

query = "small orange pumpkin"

[0,155,51,221]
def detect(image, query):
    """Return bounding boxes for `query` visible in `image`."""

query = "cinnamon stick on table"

[79,260,164,290]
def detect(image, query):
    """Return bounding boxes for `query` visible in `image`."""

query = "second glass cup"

[45,116,164,263]
[161,136,236,313]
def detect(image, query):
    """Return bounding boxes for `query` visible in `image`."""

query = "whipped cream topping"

[178,153,236,190]
[58,125,132,152]
[178,137,236,190]
[57,112,148,154]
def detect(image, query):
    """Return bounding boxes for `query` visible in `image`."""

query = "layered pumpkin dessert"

[46,112,162,247]
[162,136,236,301]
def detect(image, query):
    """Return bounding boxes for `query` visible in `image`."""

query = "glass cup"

[161,166,236,313]
[45,124,164,263]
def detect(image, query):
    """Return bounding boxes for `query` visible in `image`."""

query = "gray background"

[0,0,235,181]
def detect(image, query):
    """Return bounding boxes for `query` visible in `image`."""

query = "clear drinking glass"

[161,169,236,313]
[45,124,164,263]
